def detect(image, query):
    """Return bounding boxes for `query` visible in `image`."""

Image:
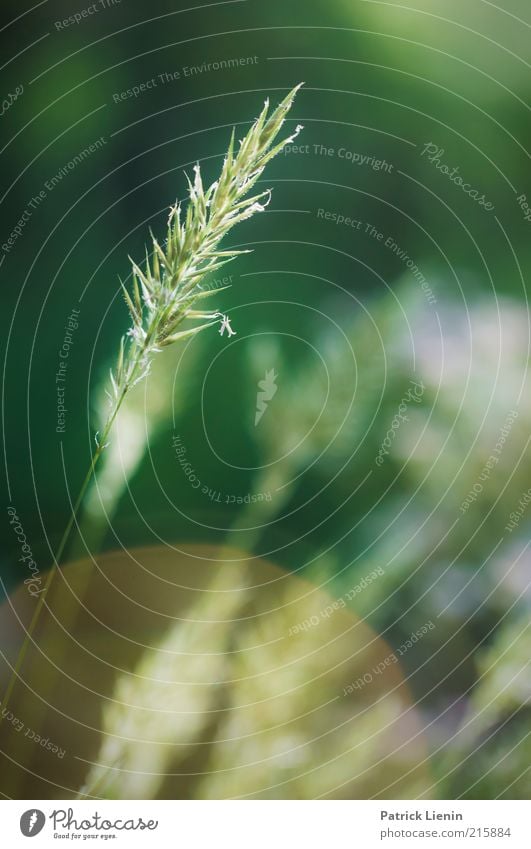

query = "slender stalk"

[0,346,145,720]
[0,451,102,719]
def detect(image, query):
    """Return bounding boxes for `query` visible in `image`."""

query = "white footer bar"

[2,800,528,848]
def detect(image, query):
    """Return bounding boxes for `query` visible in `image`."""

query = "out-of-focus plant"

[80,554,431,800]
[440,614,531,799]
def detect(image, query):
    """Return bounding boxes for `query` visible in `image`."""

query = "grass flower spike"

[102,83,304,446]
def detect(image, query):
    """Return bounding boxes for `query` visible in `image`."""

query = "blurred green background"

[1,0,530,800]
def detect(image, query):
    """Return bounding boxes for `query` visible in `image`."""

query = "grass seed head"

[103,84,304,441]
